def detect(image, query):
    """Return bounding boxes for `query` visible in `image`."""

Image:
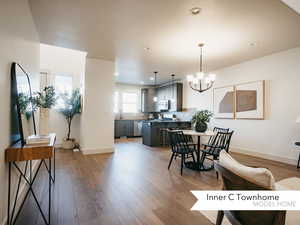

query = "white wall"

[0,0,40,223]
[183,47,300,165]
[80,58,115,154]
[40,44,86,144]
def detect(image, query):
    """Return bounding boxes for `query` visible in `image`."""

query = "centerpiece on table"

[191,110,213,132]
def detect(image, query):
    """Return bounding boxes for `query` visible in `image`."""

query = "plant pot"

[39,108,50,135]
[62,138,75,150]
[194,122,208,133]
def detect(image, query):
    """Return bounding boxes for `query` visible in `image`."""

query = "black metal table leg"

[297,152,300,169]
[8,162,11,225]
[185,136,214,171]
[49,158,51,225]
[7,159,53,225]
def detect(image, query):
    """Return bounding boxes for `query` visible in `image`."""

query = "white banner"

[191,191,300,211]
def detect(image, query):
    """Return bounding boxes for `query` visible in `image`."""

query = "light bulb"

[192,78,198,85]
[209,73,216,81]
[153,96,158,102]
[196,72,204,80]
[205,77,211,84]
[186,74,194,82]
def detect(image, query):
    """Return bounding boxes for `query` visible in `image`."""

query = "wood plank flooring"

[16,138,300,225]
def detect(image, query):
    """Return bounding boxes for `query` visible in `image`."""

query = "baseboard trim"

[231,146,297,166]
[80,147,115,155]
[1,160,40,225]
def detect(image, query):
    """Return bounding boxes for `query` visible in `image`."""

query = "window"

[122,92,138,113]
[54,75,73,109]
[114,92,119,113]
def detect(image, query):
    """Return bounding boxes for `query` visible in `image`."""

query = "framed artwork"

[235,80,265,119]
[213,86,235,119]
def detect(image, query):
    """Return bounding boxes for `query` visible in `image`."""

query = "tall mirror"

[10,62,36,146]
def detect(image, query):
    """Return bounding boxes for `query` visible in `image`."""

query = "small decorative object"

[58,88,81,150]
[33,86,56,135]
[235,80,265,119]
[191,110,213,132]
[186,43,216,93]
[213,86,235,119]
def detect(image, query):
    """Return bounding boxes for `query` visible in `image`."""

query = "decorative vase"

[195,122,208,133]
[39,108,50,135]
[62,138,75,150]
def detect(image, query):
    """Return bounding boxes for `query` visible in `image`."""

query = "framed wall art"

[213,86,235,119]
[235,80,265,120]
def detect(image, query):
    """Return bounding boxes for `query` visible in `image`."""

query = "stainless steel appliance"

[134,120,143,136]
[158,99,170,111]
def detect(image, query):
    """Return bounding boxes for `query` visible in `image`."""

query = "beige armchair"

[215,150,300,225]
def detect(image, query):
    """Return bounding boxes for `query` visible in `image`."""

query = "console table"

[5,133,56,225]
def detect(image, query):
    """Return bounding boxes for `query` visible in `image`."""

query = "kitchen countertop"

[145,120,191,123]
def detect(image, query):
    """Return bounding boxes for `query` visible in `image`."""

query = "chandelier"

[186,43,216,93]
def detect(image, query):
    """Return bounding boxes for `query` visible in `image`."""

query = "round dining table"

[180,130,215,171]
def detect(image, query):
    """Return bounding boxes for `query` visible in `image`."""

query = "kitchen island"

[142,120,191,147]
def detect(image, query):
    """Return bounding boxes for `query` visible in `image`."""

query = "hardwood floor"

[16,138,300,225]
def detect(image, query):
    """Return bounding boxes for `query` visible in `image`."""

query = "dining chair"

[200,131,234,175]
[168,131,196,175]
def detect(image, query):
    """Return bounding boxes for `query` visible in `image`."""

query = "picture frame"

[213,85,236,119]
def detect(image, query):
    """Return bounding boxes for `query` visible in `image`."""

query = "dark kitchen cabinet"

[156,83,183,112]
[141,88,157,113]
[114,120,134,138]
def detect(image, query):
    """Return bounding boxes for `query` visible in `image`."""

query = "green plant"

[18,93,35,120]
[33,86,57,108]
[58,88,81,140]
[191,110,213,124]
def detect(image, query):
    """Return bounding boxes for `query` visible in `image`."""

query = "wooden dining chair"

[200,131,234,168]
[168,131,196,175]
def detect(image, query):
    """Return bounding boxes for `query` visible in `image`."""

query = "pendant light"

[153,71,158,102]
[171,74,175,103]
[186,43,216,93]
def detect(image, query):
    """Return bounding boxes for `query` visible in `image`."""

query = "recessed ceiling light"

[114,72,119,76]
[149,77,154,81]
[190,7,201,15]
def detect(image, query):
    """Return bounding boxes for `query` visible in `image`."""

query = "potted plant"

[33,86,56,135]
[191,110,213,132]
[58,88,81,149]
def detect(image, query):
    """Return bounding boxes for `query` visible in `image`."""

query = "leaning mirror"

[10,62,37,146]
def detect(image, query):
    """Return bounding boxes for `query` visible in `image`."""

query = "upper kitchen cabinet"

[141,83,183,113]
[141,87,157,113]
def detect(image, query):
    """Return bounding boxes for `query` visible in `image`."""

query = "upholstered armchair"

[215,150,300,225]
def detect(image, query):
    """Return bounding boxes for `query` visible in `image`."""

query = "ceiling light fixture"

[186,43,216,93]
[114,72,119,76]
[190,7,201,15]
[153,71,158,102]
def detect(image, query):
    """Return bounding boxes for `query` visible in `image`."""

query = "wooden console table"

[5,133,56,225]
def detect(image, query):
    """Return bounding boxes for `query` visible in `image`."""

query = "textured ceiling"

[29,0,300,84]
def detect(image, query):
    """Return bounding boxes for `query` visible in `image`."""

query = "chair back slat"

[208,127,230,145]
[168,131,190,153]
[208,131,234,155]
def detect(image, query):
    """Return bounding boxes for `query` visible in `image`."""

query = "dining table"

[180,129,215,171]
